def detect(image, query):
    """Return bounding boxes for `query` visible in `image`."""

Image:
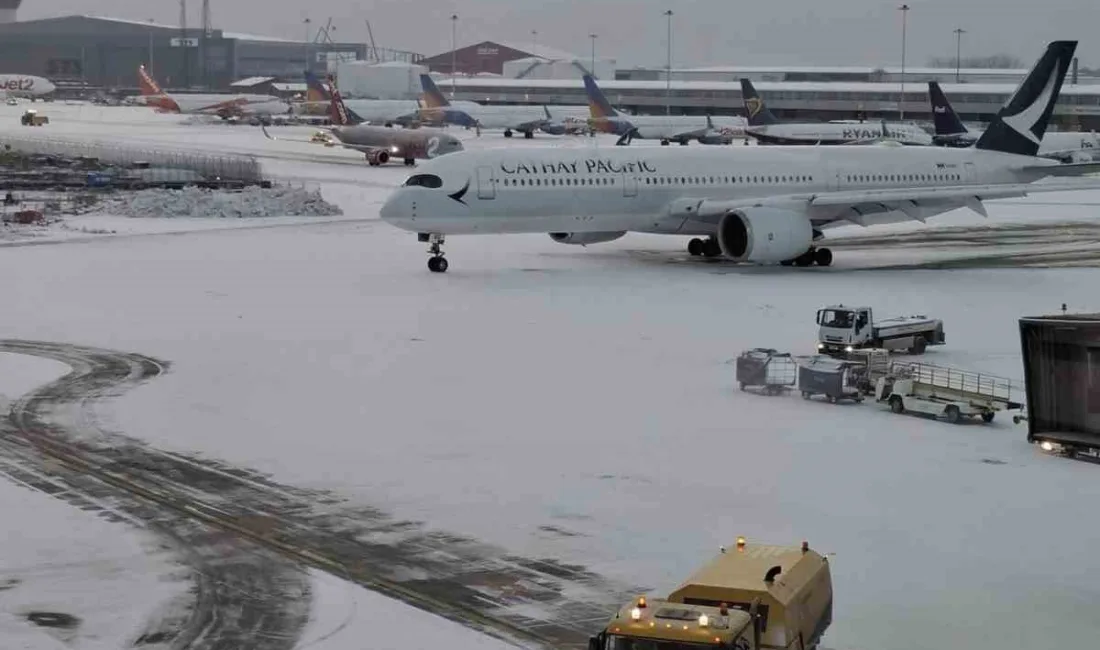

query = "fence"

[0,134,266,185]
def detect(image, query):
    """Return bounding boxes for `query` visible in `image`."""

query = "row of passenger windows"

[845,173,962,183]
[500,175,817,187]
[498,172,964,189]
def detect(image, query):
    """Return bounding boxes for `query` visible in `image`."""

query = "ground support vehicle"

[588,538,833,650]
[816,305,945,355]
[875,361,1024,424]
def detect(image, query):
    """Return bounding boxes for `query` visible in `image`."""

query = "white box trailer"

[817,305,945,355]
[875,361,1024,424]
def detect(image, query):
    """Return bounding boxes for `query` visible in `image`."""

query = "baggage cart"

[735,348,797,395]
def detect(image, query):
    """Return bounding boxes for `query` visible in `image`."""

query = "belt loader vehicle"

[589,538,833,650]
[816,305,945,356]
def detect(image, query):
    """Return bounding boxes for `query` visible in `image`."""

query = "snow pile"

[95,185,344,219]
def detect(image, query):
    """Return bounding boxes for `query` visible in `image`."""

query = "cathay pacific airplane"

[380,41,1100,273]
[741,78,933,146]
[583,74,746,146]
[928,80,1099,162]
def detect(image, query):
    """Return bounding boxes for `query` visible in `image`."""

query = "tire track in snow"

[0,340,644,650]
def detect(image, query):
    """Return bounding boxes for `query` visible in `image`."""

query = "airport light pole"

[589,33,597,76]
[451,14,458,99]
[304,17,312,72]
[953,28,966,83]
[898,4,909,121]
[664,9,673,116]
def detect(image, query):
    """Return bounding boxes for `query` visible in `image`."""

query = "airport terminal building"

[435,76,1100,130]
[0,15,382,92]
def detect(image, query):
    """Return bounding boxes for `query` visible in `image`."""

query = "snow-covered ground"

[0,353,191,650]
[0,101,1099,650]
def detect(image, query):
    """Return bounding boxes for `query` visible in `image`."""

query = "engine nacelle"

[716,207,813,263]
[368,150,391,165]
[548,231,627,245]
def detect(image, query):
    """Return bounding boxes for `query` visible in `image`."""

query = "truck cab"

[590,539,833,650]
[816,305,872,352]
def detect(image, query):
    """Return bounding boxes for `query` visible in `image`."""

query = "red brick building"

[420,40,577,76]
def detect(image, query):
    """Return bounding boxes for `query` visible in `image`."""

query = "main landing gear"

[687,237,722,257]
[419,233,449,273]
[781,246,833,267]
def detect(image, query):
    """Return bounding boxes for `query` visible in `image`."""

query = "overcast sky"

[23,1,1099,69]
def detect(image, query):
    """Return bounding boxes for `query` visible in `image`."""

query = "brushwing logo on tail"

[745,97,763,118]
[1002,67,1058,145]
[448,181,470,205]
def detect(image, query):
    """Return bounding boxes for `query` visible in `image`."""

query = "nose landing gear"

[419,233,449,273]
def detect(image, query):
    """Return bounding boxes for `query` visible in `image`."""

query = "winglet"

[976,40,1077,156]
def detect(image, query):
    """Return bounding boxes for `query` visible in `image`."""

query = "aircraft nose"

[379,189,414,230]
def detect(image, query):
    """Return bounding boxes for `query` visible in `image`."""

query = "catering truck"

[588,538,833,650]
[816,304,945,356]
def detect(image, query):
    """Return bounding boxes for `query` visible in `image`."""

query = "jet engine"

[715,207,813,263]
[367,150,391,166]
[548,231,627,245]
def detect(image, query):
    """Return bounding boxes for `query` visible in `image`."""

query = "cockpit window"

[403,174,443,188]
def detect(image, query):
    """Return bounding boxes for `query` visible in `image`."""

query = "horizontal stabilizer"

[1021,161,1100,176]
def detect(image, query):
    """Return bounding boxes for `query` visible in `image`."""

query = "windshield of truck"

[819,309,854,328]
[607,638,717,650]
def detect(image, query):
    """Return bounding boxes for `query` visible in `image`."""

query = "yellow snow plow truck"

[588,538,833,650]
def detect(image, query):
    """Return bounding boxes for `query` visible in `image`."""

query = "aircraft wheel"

[814,247,833,267]
[687,238,704,256]
[794,252,814,267]
[504,129,513,138]
[660,139,670,146]
[427,256,449,273]
[523,131,534,139]
[702,238,722,257]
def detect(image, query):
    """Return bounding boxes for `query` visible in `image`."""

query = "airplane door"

[476,166,496,199]
[622,172,637,197]
[964,162,977,182]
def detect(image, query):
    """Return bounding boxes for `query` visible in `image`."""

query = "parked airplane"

[582,74,745,146]
[740,79,933,146]
[294,71,480,127]
[419,74,588,138]
[928,80,1099,162]
[136,65,286,118]
[263,79,462,166]
[380,41,1100,273]
[0,74,55,98]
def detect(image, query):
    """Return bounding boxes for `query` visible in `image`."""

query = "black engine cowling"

[368,150,391,165]
[716,207,813,263]
[549,231,627,245]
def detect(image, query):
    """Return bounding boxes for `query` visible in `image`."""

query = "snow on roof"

[231,77,275,87]
[435,76,1100,96]
[272,83,307,92]
[72,15,297,42]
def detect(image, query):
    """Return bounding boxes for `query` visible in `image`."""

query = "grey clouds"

[22,0,1099,69]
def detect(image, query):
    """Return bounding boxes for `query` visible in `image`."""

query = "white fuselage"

[0,74,55,97]
[947,129,1100,158]
[456,104,588,131]
[143,92,285,115]
[601,114,746,141]
[379,145,1057,237]
[747,122,934,146]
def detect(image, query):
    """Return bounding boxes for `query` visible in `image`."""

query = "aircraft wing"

[690,179,1100,229]
[260,124,336,145]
